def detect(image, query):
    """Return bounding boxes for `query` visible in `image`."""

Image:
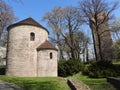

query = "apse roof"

[37,40,58,51]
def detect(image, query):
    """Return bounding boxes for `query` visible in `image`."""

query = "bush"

[82,65,90,75]
[58,60,67,77]
[82,61,120,78]
[0,66,5,75]
[58,59,84,77]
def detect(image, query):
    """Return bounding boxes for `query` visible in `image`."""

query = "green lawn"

[0,76,70,90]
[68,72,117,90]
[0,73,118,90]
[113,61,120,65]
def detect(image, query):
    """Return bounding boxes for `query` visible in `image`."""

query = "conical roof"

[7,17,49,34]
[37,40,58,51]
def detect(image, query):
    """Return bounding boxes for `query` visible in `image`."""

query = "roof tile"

[7,17,49,34]
[37,40,58,51]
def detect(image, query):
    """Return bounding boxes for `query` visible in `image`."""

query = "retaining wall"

[107,77,120,89]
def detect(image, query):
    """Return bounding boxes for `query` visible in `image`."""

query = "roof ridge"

[7,17,49,34]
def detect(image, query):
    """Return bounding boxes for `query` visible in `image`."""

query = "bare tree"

[79,0,118,61]
[111,17,120,40]
[112,39,120,61]
[0,0,16,41]
[43,7,65,59]
[0,0,17,47]
[43,6,88,59]
[63,30,90,59]
[111,17,120,60]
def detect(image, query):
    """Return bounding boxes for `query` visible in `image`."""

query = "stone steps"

[67,78,91,90]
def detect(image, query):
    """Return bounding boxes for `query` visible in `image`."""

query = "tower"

[6,18,58,77]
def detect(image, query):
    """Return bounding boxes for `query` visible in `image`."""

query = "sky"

[6,0,79,25]
[5,0,120,35]
[5,0,81,35]
[5,0,120,59]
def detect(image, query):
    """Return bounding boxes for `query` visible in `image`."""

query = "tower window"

[30,32,35,41]
[50,52,53,59]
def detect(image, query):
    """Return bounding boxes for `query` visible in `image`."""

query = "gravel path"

[0,80,22,90]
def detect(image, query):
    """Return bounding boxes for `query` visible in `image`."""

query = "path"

[0,80,22,90]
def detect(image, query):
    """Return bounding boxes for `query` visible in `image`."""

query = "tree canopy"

[43,6,90,60]
[79,0,118,61]
[0,0,16,40]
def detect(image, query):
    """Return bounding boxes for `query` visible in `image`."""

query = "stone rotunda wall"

[6,25,48,77]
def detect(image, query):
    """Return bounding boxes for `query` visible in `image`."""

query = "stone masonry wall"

[37,50,57,77]
[6,25,48,77]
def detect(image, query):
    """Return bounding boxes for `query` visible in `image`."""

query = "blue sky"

[6,0,79,24]
[5,0,80,35]
[5,0,120,57]
[6,0,120,21]
[6,0,120,35]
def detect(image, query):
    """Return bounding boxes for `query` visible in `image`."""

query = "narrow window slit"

[30,32,35,41]
[50,52,52,59]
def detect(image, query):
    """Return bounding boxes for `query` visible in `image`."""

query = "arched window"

[50,52,53,59]
[30,32,35,41]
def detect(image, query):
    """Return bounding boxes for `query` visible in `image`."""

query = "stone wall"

[6,25,48,77]
[67,78,91,90]
[107,77,120,89]
[37,50,57,77]
[0,47,6,66]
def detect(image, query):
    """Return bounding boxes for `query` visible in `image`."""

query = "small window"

[50,52,53,59]
[30,32,35,41]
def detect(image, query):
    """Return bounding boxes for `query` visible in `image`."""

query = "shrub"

[58,59,84,77]
[58,60,67,77]
[0,66,5,75]
[82,65,90,75]
[82,61,120,78]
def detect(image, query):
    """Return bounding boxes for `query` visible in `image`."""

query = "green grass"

[68,72,117,90]
[0,76,70,90]
[113,61,120,65]
[0,73,118,90]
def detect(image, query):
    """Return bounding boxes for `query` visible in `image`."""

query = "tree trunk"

[86,44,89,63]
[90,23,98,61]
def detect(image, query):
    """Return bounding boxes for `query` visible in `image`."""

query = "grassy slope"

[1,61,120,90]
[113,61,120,65]
[68,72,116,90]
[0,76,70,90]
[0,74,117,90]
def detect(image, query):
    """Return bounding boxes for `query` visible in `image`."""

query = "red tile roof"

[7,17,49,34]
[37,40,58,51]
